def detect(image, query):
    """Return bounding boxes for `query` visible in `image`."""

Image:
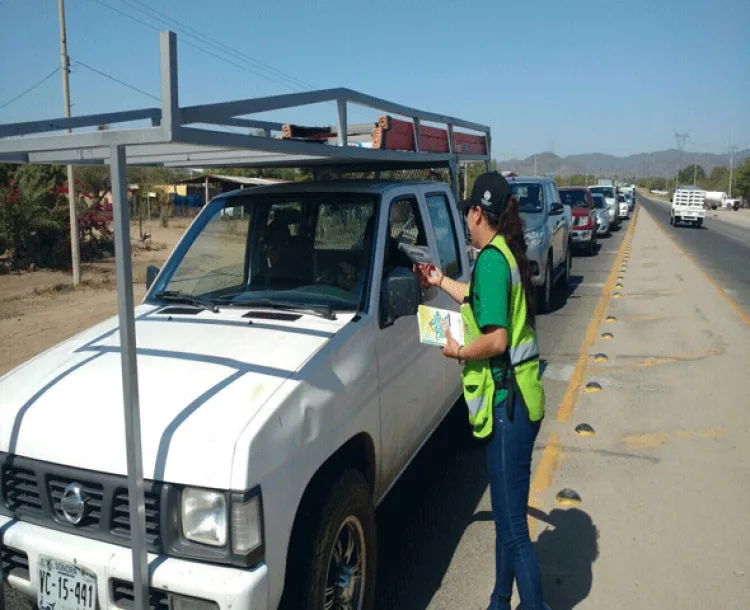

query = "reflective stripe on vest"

[510,337,540,365]
[465,395,484,418]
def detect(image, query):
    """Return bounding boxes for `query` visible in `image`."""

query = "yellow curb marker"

[528,208,640,537]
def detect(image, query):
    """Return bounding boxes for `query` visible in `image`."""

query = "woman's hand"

[413,263,443,290]
[441,324,461,359]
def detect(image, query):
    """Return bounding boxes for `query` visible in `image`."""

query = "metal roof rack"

[0,30,491,610]
[0,32,491,178]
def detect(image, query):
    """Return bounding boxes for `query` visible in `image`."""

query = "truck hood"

[521,212,545,233]
[0,304,350,488]
[570,207,590,217]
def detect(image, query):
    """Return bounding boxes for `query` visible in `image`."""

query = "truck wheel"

[282,469,377,610]
[538,255,553,313]
[670,216,674,226]
[696,219,703,228]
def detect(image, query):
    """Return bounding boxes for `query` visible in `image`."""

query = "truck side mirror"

[380,268,422,328]
[146,264,160,290]
[550,203,564,216]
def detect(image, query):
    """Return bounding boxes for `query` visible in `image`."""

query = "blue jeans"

[486,395,544,610]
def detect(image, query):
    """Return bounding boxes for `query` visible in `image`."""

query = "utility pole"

[693,162,697,186]
[674,129,690,186]
[59,0,81,286]
[728,144,739,197]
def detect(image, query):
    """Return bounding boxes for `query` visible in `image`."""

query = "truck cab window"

[385,196,427,271]
[425,193,462,278]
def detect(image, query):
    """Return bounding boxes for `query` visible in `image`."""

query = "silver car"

[589,185,621,231]
[508,177,572,313]
[592,193,610,236]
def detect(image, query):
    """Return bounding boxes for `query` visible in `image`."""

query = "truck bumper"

[526,243,545,287]
[1,516,269,610]
[571,229,593,244]
[675,210,706,221]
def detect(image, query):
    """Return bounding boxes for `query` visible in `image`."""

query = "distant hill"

[497,149,750,179]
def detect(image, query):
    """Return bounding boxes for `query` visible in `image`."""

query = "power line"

[72,58,160,101]
[122,0,314,91]
[72,57,251,135]
[92,0,309,93]
[90,0,374,124]
[0,67,60,110]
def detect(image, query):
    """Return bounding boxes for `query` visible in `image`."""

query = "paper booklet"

[418,304,467,347]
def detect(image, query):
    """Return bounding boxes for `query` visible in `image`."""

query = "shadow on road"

[375,400,489,609]
[527,506,600,610]
[545,274,585,314]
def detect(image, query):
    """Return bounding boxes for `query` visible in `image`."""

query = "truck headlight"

[231,491,263,554]
[182,488,227,547]
[525,228,544,248]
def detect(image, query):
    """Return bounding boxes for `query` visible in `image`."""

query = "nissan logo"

[60,483,86,525]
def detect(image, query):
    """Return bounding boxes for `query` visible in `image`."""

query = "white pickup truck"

[0,179,472,610]
[670,186,706,228]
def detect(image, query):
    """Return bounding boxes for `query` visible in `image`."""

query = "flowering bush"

[1,176,114,270]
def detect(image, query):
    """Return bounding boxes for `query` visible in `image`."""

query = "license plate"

[37,556,97,610]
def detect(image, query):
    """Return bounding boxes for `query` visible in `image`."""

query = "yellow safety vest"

[460,235,545,438]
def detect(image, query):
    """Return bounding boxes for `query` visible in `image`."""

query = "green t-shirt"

[471,247,511,405]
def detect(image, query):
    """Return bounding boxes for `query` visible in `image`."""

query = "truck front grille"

[49,476,105,531]
[2,465,43,514]
[111,487,162,546]
[0,453,167,553]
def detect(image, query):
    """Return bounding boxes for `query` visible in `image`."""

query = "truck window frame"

[424,191,463,279]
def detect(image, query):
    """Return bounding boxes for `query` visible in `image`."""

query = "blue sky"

[1,0,748,159]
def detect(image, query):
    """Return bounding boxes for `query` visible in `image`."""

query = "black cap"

[460,171,511,216]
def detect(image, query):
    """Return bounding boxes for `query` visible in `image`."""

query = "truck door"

[374,191,443,489]
[547,182,565,269]
[419,188,468,428]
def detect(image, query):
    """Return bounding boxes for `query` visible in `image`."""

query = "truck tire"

[538,254,553,314]
[281,469,377,610]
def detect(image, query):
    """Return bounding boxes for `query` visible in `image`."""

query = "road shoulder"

[530,207,750,608]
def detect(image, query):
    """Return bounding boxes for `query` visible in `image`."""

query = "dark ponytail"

[486,196,537,329]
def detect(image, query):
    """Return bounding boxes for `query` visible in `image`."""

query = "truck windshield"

[589,187,614,199]
[592,195,606,209]
[154,192,379,311]
[560,190,589,208]
[510,183,544,213]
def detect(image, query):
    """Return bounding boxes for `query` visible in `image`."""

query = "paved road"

[636,193,750,320]
[4,219,634,610]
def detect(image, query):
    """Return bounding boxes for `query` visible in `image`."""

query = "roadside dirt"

[0,220,191,376]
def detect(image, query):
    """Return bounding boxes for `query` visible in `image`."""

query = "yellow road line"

[528,433,560,536]
[556,207,639,423]
[529,208,639,536]
[645,208,750,328]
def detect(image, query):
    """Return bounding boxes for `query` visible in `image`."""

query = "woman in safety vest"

[414,171,548,610]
